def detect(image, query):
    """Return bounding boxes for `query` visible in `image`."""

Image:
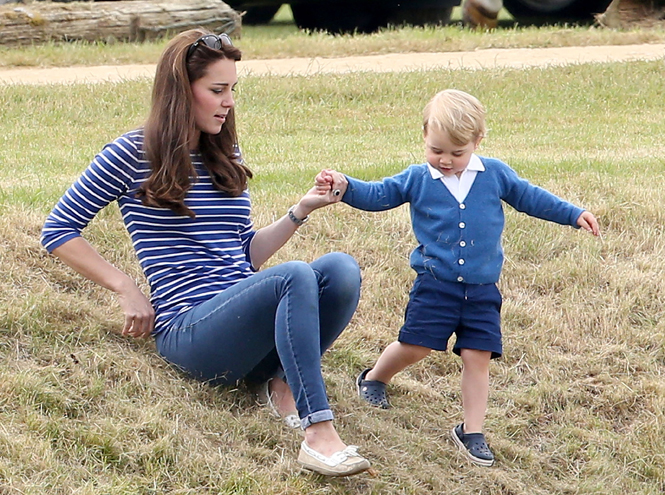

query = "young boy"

[316,89,600,467]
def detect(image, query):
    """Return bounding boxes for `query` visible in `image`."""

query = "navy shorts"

[398,273,502,359]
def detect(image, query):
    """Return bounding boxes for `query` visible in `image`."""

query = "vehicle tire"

[240,5,281,25]
[502,0,613,23]
[291,2,389,33]
[388,7,453,26]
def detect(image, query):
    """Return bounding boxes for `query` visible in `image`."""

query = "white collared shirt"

[427,154,485,203]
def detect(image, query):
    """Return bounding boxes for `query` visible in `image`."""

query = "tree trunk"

[0,0,241,46]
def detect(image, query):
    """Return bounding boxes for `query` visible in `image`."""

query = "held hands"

[116,279,155,339]
[296,169,349,215]
[315,169,347,199]
[577,211,601,236]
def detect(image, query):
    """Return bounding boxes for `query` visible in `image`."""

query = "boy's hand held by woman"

[315,169,348,200]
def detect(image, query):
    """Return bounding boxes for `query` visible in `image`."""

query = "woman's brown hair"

[138,29,252,217]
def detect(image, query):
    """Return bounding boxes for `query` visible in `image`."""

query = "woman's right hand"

[52,237,155,339]
[117,279,155,338]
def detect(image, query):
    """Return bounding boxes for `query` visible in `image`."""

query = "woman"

[40,29,370,477]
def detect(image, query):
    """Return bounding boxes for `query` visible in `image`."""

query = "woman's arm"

[43,133,153,337]
[249,185,340,269]
[52,237,155,338]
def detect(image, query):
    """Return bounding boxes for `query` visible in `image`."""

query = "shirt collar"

[427,153,485,180]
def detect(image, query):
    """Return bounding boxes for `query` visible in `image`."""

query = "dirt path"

[1,43,663,85]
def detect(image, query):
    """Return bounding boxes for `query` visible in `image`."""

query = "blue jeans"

[154,252,361,429]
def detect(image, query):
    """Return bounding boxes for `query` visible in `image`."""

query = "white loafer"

[297,441,371,477]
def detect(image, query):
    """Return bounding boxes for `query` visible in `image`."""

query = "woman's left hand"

[298,169,348,213]
[249,170,347,267]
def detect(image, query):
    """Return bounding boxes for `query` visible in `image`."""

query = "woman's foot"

[303,419,346,456]
[260,378,300,429]
[297,441,370,477]
[298,420,370,476]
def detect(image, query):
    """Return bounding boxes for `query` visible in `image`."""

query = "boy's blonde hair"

[423,89,486,146]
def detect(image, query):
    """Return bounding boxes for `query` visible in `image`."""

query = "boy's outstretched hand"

[577,211,600,236]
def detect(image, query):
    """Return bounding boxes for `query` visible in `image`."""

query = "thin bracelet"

[288,205,309,226]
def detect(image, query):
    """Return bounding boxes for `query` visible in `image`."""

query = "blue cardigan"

[343,156,584,284]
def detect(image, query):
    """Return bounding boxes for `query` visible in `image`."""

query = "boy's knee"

[460,349,492,367]
[397,342,432,360]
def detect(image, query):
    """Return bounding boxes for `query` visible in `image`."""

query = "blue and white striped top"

[41,129,256,333]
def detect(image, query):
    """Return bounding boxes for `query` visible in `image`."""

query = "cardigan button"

[459,203,466,209]
[457,276,464,282]
[460,241,466,247]
[458,259,465,265]
[459,222,465,228]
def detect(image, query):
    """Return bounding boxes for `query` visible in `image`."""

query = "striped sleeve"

[41,133,140,252]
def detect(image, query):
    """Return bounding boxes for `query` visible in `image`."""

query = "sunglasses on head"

[186,33,233,60]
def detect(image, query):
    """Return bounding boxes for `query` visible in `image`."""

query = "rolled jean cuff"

[301,409,334,430]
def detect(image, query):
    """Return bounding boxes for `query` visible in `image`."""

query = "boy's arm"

[316,168,410,211]
[499,163,597,232]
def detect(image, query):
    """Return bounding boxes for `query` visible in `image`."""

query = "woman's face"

[191,58,238,138]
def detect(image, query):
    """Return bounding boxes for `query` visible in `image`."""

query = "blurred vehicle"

[228,0,461,32]
[234,0,624,31]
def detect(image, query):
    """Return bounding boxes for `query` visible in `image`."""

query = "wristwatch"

[288,205,309,226]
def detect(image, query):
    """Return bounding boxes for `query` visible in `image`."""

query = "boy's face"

[424,127,482,177]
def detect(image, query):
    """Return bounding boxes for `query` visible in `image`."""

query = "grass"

[1,5,665,68]
[2,54,665,493]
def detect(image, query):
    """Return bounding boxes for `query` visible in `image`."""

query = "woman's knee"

[315,252,361,288]
[277,260,319,291]
[282,259,315,277]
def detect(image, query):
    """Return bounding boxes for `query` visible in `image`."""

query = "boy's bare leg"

[460,348,491,433]
[366,341,432,383]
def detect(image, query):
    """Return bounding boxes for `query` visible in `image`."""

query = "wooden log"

[0,0,242,46]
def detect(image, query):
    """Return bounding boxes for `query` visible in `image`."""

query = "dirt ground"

[0,43,663,85]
